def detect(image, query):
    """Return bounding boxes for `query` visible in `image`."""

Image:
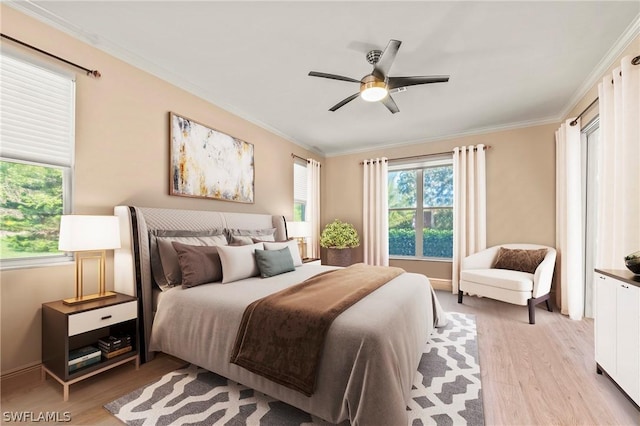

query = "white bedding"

[150,264,445,425]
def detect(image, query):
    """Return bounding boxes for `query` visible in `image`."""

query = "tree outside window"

[0,161,65,259]
[388,161,453,259]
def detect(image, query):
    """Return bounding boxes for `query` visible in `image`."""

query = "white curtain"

[306,159,321,259]
[596,55,640,270]
[452,145,487,293]
[363,158,389,266]
[555,119,584,320]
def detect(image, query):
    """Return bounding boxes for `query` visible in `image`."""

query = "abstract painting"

[170,112,254,203]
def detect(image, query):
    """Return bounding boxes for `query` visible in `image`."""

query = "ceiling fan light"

[360,80,388,102]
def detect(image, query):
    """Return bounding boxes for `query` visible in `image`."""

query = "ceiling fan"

[308,39,449,114]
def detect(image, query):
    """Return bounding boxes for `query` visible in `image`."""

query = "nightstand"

[41,293,139,401]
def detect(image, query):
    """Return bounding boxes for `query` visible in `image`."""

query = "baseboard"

[430,278,452,291]
[1,362,42,383]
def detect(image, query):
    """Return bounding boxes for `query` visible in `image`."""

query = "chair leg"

[528,298,535,324]
[458,290,463,303]
[528,294,551,324]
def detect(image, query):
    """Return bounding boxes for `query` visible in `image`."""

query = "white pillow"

[263,240,302,267]
[217,243,264,284]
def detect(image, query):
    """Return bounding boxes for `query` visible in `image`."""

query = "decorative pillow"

[493,247,548,274]
[263,240,302,267]
[172,242,223,288]
[255,247,295,278]
[149,229,227,290]
[225,228,276,243]
[217,242,264,284]
[230,235,255,246]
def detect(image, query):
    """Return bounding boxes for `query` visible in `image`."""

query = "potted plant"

[320,219,360,267]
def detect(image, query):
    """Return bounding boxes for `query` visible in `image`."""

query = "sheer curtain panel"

[555,119,584,320]
[596,55,640,271]
[306,159,321,259]
[363,158,389,266]
[452,145,487,293]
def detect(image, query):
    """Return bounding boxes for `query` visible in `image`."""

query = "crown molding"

[323,116,560,157]
[560,13,640,120]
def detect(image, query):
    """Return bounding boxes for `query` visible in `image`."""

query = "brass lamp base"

[63,291,117,306]
[64,250,116,305]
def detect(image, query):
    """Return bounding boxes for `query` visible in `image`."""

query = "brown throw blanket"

[230,263,404,396]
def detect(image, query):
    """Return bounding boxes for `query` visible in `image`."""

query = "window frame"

[0,51,75,270]
[388,156,454,261]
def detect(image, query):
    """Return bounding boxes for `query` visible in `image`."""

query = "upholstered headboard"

[113,205,287,362]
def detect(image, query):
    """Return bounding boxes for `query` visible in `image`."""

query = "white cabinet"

[594,269,640,407]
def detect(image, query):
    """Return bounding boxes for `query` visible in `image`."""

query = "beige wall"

[323,124,558,280]
[0,5,321,374]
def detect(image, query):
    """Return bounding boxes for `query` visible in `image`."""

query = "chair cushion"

[461,269,534,292]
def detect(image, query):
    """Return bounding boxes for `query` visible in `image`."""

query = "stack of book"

[98,334,132,359]
[69,346,101,373]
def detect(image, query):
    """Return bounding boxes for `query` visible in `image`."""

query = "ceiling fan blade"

[372,39,401,80]
[329,93,360,112]
[388,75,449,90]
[308,71,361,83]
[381,94,399,114]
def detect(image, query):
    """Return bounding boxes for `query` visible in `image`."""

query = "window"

[388,158,453,259]
[293,159,307,221]
[0,52,75,267]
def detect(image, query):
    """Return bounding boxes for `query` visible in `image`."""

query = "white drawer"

[68,301,137,336]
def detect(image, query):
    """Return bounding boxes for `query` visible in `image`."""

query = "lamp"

[287,221,311,259]
[58,215,121,305]
[360,75,388,102]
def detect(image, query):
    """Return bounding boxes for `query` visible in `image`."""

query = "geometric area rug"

[105,312,483,426]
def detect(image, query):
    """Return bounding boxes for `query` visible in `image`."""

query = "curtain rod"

[360,145,491,165]
[570,55,639,127]
[291,153,307,162]
[1,33,101,77]
[291,153,321,166]
[570,97,598,126]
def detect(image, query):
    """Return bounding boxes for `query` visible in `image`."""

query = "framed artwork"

[169,112,254,203]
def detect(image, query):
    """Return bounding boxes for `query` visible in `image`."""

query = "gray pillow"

[255,247,295,278]
[263,240,302,267]
[226,228,276,243]
[172,242,223,288]
[230,235,255,246]
[149,229,227,290]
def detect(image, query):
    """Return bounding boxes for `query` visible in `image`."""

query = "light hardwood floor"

[1,290,638,425]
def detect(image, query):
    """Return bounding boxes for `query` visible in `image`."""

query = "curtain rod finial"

[88,70,101,78]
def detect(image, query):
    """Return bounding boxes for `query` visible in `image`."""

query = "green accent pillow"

[255,247,295,278]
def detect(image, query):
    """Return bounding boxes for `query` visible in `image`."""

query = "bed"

[114,206,445,425]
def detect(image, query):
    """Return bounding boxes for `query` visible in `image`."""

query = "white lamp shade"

[58,215,121,251]
[287,221,311,238]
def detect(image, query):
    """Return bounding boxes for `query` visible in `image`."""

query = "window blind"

[294,160,307,202]
[0,54,75,167]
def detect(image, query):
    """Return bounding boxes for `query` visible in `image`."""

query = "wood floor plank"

[440,290,639,426]
[1,290,638,425]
